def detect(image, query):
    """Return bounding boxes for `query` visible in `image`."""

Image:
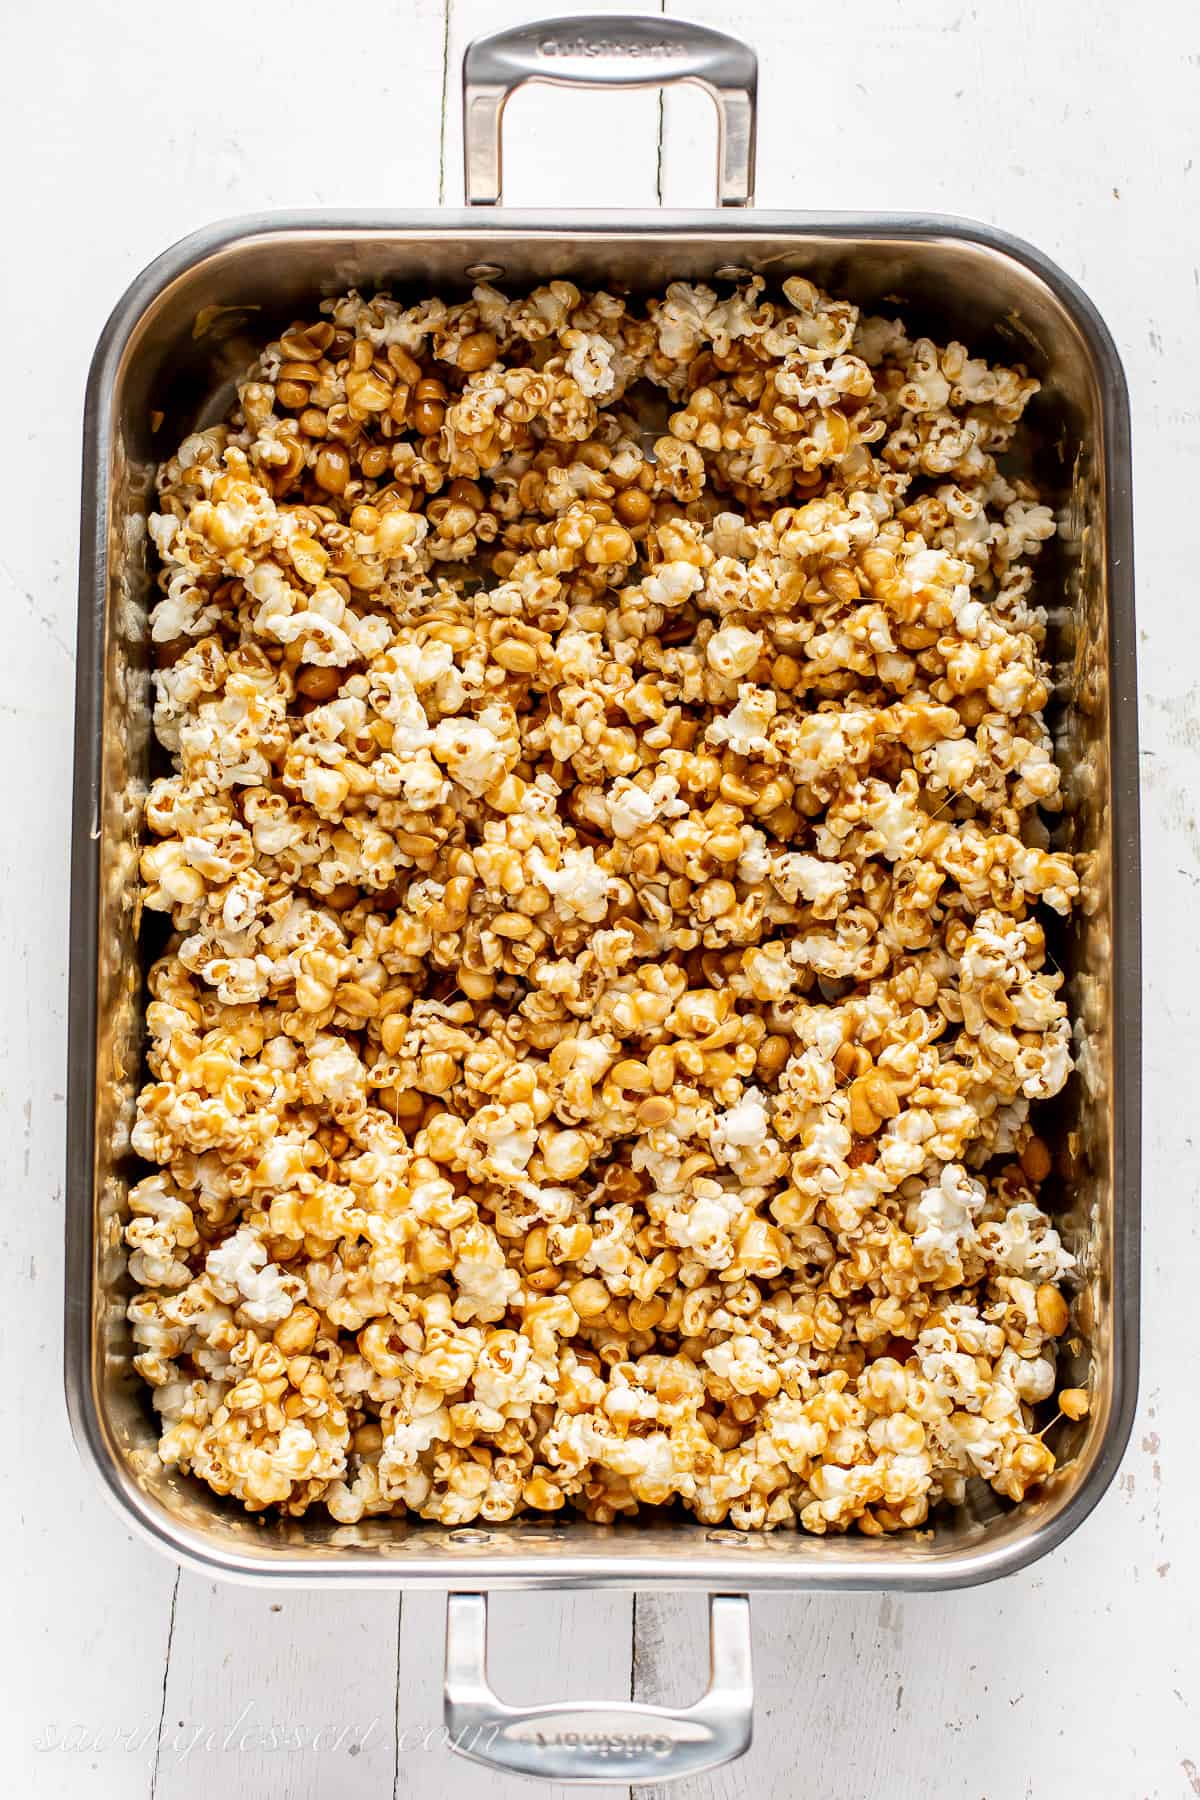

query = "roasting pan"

[66,15,1140,1783]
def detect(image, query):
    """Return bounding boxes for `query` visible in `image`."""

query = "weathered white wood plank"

[152,1582,400,1800]
[639,1507,1200,1800]
[397,1588,632,1800]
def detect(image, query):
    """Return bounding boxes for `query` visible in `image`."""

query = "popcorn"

[911,1163,986,1260]
[431,712,512,796]
[205,1227,302,1327]
[607,772,688,839]
[130,274,1077,1532]
[707,685,777,756]
[706,624,763,681]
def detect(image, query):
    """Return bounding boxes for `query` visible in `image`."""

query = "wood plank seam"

[148,1569,181,1800]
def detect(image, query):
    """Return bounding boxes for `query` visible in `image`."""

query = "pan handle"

[463,14,757,207]
[443,1590,753,1785]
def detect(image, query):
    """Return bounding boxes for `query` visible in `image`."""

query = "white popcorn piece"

[206,1227,300,1327]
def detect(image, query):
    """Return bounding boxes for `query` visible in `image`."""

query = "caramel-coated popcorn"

[130,274,1079,1533]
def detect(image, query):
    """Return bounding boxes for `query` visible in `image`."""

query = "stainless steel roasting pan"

[67,15,1140,1784]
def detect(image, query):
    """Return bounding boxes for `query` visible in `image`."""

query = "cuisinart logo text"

[515,1729,676,1759]
[538,35,674,59]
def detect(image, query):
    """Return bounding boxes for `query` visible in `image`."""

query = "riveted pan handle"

[463,13,757,207]
[443,1591,753,1785]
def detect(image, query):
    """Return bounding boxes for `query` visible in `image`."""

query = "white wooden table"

[4,1,1193,1794]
